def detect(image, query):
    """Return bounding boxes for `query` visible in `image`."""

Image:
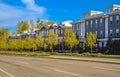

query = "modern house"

[8,21,73,47]
[72,4,120,48]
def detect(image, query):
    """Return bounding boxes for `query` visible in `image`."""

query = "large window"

[110,16,113,25]
[91,20,93,28]
[95,19,98,24]
[116,15,119,24]
[86,21,88,28]
[86,21,88,25]
[116,29,119,36]
[100,18,103,23]
[116,15,119,20]
[95,31,98,36]
[100,30,103,37]
[91,20,93,24]
[110,29,113,36]
[95,19,98,27]
[110,16,113,21]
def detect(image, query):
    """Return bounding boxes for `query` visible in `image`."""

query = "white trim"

[105,17,108,39]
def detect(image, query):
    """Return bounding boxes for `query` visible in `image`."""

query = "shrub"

[0,51,50,56]
[91,53,102,57]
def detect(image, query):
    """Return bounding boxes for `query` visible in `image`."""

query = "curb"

[47,56,120,65]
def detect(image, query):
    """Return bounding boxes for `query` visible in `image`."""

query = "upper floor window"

[110,16,113,21]
[116,15,119,20]
[116,15,119,24]
[86,21,88,25]
[86,32,88,35]
[110,16,113,25]
[76,24,79,30]
[100,18,103,23]
[110,29,113,36]
[91,20,93,24]
[95,19,98,24]
[86,21,88,28]
[100,30,103,37]
[116,29,119,36]
[95,31,98,36]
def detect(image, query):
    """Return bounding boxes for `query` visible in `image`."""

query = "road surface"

[0,55,120,77]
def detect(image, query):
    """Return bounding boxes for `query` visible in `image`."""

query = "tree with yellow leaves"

[46,30,58,51]
[83,32,97,53]
[63,29,79,51]
[35,34,44,51]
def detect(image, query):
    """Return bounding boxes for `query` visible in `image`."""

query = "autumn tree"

[36,18,55,29]
[35,34,44,51]
[46,30,58,51]
[36,18,43,29]
[63,29,79,51]
[8,39,18,51]
[83,32,97,52]
[24,36,34,51]
[16,21,29,34]
[0,28,9,50]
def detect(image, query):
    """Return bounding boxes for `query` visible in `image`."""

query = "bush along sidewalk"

[0,51,119,59]
[0,51,50,57]
[51,52,120,59]
[49,52,103,57]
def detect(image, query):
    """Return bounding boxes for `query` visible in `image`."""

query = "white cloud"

[0,0,47,27]
[21,0,46,13]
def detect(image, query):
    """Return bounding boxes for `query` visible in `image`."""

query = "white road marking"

[0,68,14,77]
[94,66,120,72]
[47,67,79,76]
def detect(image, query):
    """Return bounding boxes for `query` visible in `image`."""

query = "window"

[91,20,93,24]
[100,18,102,23]
[116,29,119,36]
[116,15,119,24]
[95,19,98,24]
[86,25,88,29]
[76,25,78,30]
[95,19,98,27]
[110,29,113,36]
[95,31,98,36]
[86,32,88,35]
[90,20,93,28]
[110,16,113,21]
[86,21,88,28]
[110,16,113,25]
[100,30,103,37]
[116,15,119,20]
[86,21,88,25]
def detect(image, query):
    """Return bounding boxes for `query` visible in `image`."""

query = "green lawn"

[102,55,120,59]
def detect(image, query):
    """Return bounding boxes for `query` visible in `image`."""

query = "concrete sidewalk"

[48,55,120,64]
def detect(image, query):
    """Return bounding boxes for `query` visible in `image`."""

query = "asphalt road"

[0,55,120,77]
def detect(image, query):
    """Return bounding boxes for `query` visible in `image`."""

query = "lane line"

[47,67,79,76]
[0,68,15,77]
[94,66,120,72]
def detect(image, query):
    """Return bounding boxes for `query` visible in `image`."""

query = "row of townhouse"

[72,4,120,48]
[8,21,72,46]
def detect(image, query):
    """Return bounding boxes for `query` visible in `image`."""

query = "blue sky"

[0,0,120,34]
